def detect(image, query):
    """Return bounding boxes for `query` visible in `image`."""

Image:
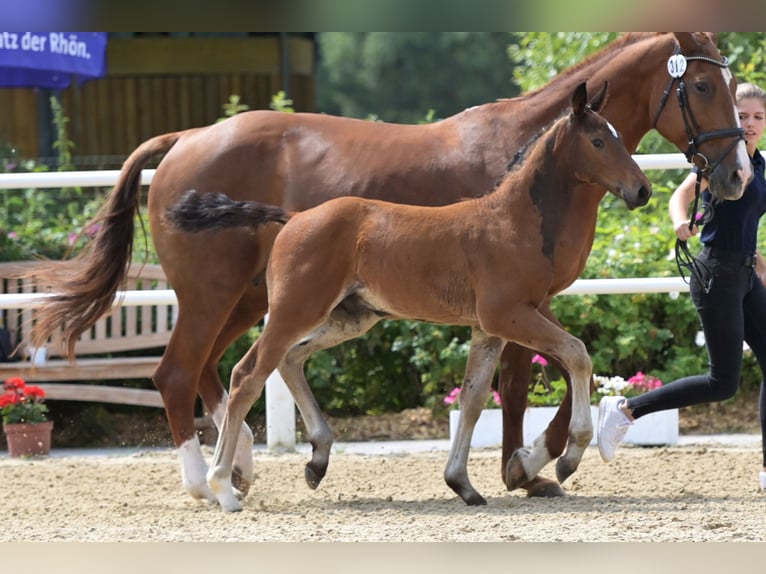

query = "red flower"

[0,393,19,407]
[4,376,25,391]
[24,385,46,399]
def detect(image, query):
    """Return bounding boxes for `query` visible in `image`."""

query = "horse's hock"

[0,261,173,410]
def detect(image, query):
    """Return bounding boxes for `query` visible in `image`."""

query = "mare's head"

[649,32,750,200]
[557,82,652,210]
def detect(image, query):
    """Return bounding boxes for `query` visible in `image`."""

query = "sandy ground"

[1,441,764,542]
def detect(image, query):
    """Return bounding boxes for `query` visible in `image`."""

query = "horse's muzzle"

[622,184,652,210]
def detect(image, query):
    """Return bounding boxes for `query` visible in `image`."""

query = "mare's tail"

[166,190,291,233]
[29,131,185,360]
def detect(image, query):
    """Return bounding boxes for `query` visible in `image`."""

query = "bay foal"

[168,83,651,511]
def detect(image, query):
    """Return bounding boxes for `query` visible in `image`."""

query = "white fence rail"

[0,153,693,450]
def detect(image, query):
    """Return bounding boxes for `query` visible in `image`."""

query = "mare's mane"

[510,33,653,102]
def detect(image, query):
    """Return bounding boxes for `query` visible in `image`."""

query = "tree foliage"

[317,32,519,123]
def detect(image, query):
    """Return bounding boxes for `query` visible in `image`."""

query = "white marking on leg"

[178,436,215,502]
[211,393,254,491]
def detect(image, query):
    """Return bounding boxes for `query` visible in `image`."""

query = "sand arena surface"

[2,443,765,542]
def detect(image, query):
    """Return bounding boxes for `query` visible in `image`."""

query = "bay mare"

[166,83,653,511]
[30,33,749,503]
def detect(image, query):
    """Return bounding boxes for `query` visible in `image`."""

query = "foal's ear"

[571,82,588,117]
[588,81,609,113]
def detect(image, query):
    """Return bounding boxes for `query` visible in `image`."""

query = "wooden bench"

[0,261,174,408]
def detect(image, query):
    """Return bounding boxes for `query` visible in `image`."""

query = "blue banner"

[0,32,107,89]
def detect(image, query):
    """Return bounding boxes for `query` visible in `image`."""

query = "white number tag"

[667,54,687,78]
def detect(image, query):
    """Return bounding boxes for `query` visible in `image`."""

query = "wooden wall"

[0,34,315,170]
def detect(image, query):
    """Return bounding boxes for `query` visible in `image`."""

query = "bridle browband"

[655,43,745,294]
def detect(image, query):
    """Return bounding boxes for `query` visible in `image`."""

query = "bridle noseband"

[656,44,745,294]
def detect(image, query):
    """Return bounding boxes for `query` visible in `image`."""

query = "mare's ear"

[588,81,609,113]
[571,82,588,117]
[674,32,705,53]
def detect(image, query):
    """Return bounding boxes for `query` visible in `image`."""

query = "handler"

[598,82,766,491]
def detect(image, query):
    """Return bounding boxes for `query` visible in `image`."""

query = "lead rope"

[675,169,713,293]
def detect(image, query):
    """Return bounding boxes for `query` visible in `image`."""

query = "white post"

[264,314,297,452]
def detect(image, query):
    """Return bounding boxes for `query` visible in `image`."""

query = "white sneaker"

[597,395,632,463]
[759,471,766,492]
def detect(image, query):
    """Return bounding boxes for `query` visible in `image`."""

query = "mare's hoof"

[462,492,487,506]
[525,477,566,498]
[505,448,531,491]
[304,462,326,490]
[555,457,578,484]
[231,465,251,499]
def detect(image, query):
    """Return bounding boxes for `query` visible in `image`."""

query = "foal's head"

[556,82,652,210]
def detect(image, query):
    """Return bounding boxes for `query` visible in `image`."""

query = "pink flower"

[490,390,502,407]
[443,387,461,406]
[531,354,548,367]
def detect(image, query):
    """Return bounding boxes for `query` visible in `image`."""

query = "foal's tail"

[166,190,291,233]
[29,131,185,360]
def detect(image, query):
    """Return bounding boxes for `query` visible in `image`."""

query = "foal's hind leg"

[207,336,279,512]
[444,329,504,505]
[278,306,385,490]
[197,286,270,498]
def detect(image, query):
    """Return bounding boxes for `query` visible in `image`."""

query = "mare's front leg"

[444,330,505,506]
[498,343,566,497]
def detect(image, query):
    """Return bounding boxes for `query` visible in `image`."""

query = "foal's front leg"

[444,330,504,505]
[489,308,594,490]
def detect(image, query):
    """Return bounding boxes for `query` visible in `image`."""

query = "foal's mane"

[491,111,567,191]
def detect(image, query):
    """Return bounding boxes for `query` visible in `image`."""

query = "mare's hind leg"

[498,343,565,498]
[278,303,385,490]
[153,309,230,503]
[444,329,504,505]
[153,264,266,503]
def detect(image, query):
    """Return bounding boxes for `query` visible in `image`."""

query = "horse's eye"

[695,81,709,94]
[592,138,604,148]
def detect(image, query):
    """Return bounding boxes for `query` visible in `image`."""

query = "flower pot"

[449,406,678,448]
[3,420,53,457]
[449,409,503,448]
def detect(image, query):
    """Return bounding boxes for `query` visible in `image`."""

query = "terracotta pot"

[3,420,53,457]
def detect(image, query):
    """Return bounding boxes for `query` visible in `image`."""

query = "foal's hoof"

[524,477,566,498]
[231,465,251,498]
[555,457,578,485]
[304,462,327,490]
[505,448,531,491]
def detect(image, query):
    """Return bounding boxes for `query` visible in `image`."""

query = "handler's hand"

[674,220,699,242]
